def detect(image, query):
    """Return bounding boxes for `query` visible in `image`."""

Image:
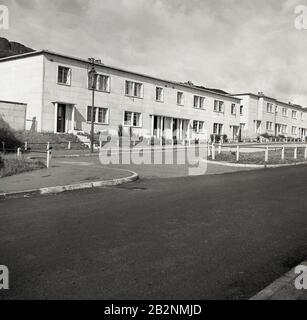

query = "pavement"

[251,261,307,300]
[0,157,135,194]
[0,148,257,195]
[0,164,307,300]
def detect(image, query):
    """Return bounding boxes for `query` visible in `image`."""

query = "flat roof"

[0,50,241,102]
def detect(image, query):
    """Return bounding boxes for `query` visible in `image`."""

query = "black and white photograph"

[1,0,307,308]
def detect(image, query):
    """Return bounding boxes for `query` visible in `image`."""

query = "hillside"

[0,37,34,58]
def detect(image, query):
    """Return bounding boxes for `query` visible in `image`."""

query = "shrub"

[0,117,23,151]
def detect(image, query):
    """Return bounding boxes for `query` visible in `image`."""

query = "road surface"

[0,165,307,299]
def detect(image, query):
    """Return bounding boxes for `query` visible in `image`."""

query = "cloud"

[1,0,307,105]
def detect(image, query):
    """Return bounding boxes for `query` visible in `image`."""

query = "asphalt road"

[0,165,307,300]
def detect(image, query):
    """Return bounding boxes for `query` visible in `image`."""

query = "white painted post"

[218,140,222,154]
[47,142,50,151]
[294,147,298,160]
[212,143,216,160]
[68,141,72,150]
[208,142,211,157]
[46,150,51,168]
[236,145,240,162]
[281,146,285,161]
[265,146,269,163]
[17,148,21,159]
[25,141,28,151]
[305,146,307,159]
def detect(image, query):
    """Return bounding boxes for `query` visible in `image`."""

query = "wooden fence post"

[236,145,240,162]
[281,146,285,161]
[212,143,216,160]
[294,147,298,160]
[265,146,269,163]
[25,141,28,151]
[218,141,222,154]
[68,141,72,150]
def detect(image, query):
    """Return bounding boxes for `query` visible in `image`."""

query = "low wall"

[0,100,27,131]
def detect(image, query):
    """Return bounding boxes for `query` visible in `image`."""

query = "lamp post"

[88,58,98,153]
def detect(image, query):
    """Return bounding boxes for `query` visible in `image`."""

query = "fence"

[208,141,307,163]
[1,141,53,168]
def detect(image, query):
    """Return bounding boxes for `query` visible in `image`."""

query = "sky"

[1,0,307,105]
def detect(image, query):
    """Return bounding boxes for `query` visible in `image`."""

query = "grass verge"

[209,148,307,165]
[0,154,45,178]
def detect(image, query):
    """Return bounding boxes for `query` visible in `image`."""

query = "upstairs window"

[292,110,297,119]
[125,81,144,98]
[292,126,297,135]
[282,125,288,134]
[282,108,288,117]
[156,87,164,102]
[88,74,110,92]
[240,105,244,116]
[58,66,71,85]
[214,100,225,113]
[124,111,142,127]
[194,96,205,109]
[231,104,237,115]
[177,92,184,106]
[267,103,274,113]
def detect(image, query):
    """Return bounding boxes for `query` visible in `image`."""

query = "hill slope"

[0,37,34,58]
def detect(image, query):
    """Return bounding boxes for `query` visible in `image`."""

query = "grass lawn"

[0,154,45,178]
[209,147,307,165]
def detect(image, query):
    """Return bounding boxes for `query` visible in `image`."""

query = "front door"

[57,104,66,133]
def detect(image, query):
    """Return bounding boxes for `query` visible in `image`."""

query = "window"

[124,111,142,127]
[98,75,110,92]
[58,66,71,85]
[125,81,143,98]
[281,125,288,134]
[214,100,225,113]
[240,123,246,131]
[301,112,304,121]
[88,74,110,92]
[177,92,184,105]
[282,108,288,117]
[213,123,223,135]
[193,121,205,133]
[266,121,273,131]
[87,107,108,124]
[231,104,237,115]
[292,126,297,135]
[240,105,244,115]
[156,87,164,102]
[267,103,274,113]
[292,110,297,119]
[194,96,205,109]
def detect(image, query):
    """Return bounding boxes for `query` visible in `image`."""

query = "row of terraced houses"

[0,50,306,142]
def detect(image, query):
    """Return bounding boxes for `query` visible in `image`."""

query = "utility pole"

[88,58,98,153]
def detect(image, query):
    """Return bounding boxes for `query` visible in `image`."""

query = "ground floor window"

[193,121,205,133]
[124,111,142,127]
[87,106,109,124]
[292,126,297,135]
[213,123,223,135]
[266,121,273,131]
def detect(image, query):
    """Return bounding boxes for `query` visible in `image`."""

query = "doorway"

[57,104,66,133]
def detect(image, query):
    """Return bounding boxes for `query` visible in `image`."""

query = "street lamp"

[88,58,98,153]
